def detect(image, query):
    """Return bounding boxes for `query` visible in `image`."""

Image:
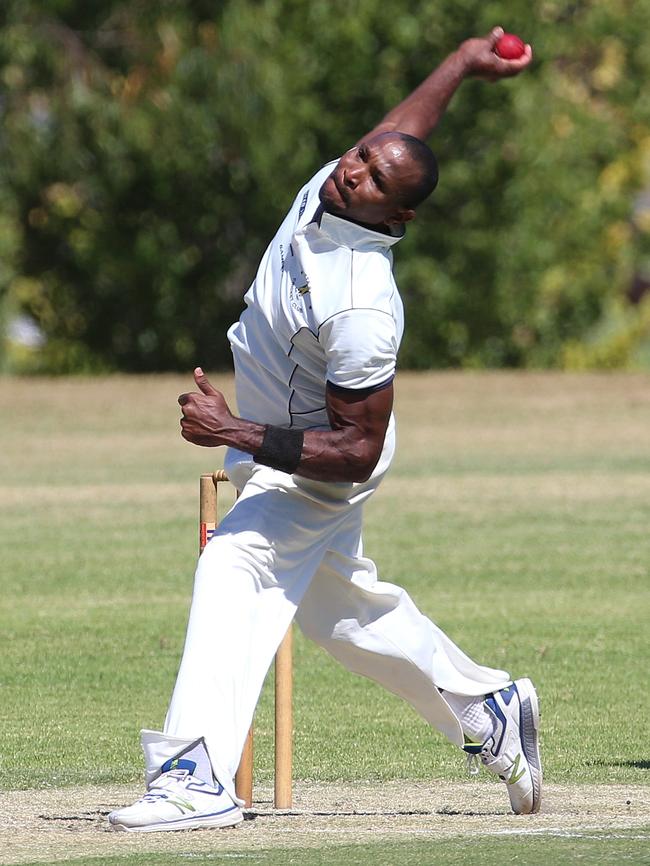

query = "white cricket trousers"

[142,435,510,804]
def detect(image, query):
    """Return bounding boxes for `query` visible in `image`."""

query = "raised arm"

[356,26,532,146]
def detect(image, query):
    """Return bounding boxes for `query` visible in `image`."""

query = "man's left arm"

[178,368,392,484]
[356,26,532,146]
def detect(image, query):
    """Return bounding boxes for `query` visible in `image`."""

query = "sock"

[160,738,217,788]
[442,691,495,744]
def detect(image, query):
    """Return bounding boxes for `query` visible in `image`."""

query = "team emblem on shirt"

[280,242,311,309]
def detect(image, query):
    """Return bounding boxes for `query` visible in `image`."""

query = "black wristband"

[253,425,304,474]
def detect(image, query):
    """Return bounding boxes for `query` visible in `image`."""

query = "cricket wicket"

[199,472,293,809]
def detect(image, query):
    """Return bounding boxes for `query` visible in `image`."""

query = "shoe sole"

[514,677,542,813]
[109,807,244,833]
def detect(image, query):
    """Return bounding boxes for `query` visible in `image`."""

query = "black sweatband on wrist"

[253,425,304,474]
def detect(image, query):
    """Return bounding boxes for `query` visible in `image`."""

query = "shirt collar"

[309,209,404,251]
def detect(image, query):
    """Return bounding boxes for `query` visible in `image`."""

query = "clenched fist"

[178,368,234,447]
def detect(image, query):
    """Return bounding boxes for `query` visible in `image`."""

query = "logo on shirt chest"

[298,191,309,219]
[280,242,311,311]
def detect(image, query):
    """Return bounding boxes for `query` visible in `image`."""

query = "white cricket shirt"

[228,160,405,430]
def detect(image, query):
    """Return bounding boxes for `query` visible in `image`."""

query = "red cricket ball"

[495,33,526,60]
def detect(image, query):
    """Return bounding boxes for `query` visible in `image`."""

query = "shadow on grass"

[585,759,650,770]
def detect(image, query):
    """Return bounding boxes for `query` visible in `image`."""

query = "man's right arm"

[356,26,532,146]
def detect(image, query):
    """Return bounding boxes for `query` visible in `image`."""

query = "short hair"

[378,131,439,209]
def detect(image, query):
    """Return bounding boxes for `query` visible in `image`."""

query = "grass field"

[1,371,649,865]
[11,830,650,866]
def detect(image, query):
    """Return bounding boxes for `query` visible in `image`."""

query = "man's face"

[319,133,421,227]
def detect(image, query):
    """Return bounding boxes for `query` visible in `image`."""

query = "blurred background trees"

[1,0,650,373]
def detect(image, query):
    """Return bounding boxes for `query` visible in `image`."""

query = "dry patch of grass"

[381,472,650,507]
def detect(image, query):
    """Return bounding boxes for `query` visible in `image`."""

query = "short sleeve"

[319,309,398,391]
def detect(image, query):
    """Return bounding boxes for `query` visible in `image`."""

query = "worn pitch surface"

[2,781,649,864]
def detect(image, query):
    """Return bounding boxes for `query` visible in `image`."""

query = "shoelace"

[139,769,191,803]
[141,790,170,803]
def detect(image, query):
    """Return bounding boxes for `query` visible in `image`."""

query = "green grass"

[1,371,649,793]
[16,829,650,866]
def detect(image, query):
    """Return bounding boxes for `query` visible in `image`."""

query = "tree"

[1,0,649,372]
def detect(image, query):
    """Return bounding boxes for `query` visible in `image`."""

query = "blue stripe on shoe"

[169,804,240,820]
[517,685,528,756]
[485,695,508,754]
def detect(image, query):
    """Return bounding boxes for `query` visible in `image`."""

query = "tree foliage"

[1,0,649,372]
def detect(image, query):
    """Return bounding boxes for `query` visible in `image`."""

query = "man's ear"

[385,207,416,226]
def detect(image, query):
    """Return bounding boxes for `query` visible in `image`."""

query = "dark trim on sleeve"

[326,375,395,399]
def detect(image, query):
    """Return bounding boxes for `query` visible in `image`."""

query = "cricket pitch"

[2,781,649,864]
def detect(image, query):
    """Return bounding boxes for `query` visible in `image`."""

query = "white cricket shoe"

[108,769,244,832]
[465,678,542,814]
